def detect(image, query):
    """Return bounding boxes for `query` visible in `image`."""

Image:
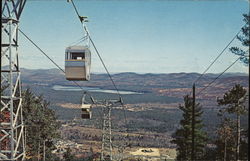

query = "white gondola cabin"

[65,46,91,81]
[81,104,92,119]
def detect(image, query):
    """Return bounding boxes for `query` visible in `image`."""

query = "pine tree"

[63,148,75,161]
[230,14,249,65]
[215,118,236,161]
[239,128,248,160]
[217,84,248,161]
[171,95,207,161]
[22,89,60,160]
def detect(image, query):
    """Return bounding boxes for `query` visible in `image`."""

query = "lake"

[52,85,142,95]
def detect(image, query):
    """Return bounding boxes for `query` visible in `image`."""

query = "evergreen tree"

[230,14,249,65]
[171,95,207,161]
[63,147,75,161]
[215,118,236,161]
[217,84,248,161]
[22,89,60,161]
[239,128,248,160]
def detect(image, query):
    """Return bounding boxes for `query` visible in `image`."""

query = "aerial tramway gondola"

[64,11,92,119]
[80,94,92,119]
[65,45,92,119]
[65,45,91,81]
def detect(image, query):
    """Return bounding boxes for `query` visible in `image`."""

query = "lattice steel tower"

[101,102,112,161]
[1,0,26,160]
[101,99,123,161]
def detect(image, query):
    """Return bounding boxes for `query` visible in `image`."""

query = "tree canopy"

[22,89,60,160]
[230,14,249,65]
[171,95,207,161]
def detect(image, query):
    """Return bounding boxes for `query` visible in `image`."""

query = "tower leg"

[101,103,112,161]
[1,0,26,160]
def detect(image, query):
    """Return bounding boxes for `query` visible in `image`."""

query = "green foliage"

[239,128,248,160]
[63,148,76,161]
[216,84,248,160]
[22,89,60,160]
[215,118,236,160]
[171,95,207,161]
[230,14,249,65]
[217,84,247,115]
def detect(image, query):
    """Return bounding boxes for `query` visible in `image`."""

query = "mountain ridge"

[21,68,249,101]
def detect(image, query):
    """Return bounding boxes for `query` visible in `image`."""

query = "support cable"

[16,4,120,127]
[68,1,129,155]
[68,0,128,128]
[194,25,244,84]
[18,28,105,129]
[68,0,122,100]
[89,37,129,149]
[196,57,240,96]
[69,35,88,46]
[17,29,96,100]
[89,37,122,99]
[69,0,81,20]
[19,30,64,74]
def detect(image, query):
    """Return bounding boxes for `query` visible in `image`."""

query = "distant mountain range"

[18,68,249,130]
[21,68,249,101]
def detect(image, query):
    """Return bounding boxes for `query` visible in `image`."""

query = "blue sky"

[18,0,249,73]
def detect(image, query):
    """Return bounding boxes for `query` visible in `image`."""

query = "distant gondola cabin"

[81,104,92,119]
[65,46,91,81]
